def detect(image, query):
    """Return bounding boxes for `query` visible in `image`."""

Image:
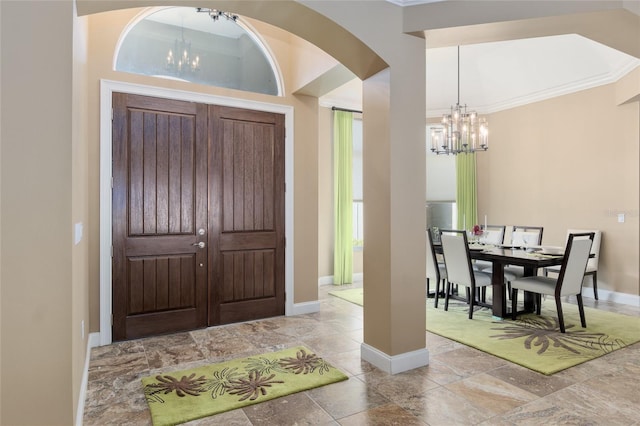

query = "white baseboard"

[585,289,640,306]
[318,273,364,286]
[361,342,429,374]
[319,275,637,307]
[89,332,101,348]
[291,300,321,315]
[76,332,100,425]
[318,275,334,286]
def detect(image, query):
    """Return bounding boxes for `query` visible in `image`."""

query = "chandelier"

[166,26,200,76]
[196,8,238,22]
[431,46,489,155]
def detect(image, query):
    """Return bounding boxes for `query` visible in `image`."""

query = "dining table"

[434,243,567,318]
[472,245,569,318]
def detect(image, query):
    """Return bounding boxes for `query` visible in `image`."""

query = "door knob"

[198,228,206,236]
[193,242,205,249]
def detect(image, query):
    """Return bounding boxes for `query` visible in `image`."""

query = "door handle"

[193,242,205,249]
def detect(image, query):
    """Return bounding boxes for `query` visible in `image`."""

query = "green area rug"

[329,288,640,375]
[142,346,348,426]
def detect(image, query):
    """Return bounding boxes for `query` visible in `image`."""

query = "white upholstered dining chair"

[474,225,506,272]
[479,225,506,245]
[426,230,448,307]
[503,226,544,298]
[510,232,594,333]
[544,229,601,300]
[440,230,492,319]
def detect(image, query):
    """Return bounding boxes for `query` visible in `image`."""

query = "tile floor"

[84,284,640,425]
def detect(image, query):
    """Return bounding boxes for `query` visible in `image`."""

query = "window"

[115,7,282,96]
[353,117,363,247]
[426,124,457,239]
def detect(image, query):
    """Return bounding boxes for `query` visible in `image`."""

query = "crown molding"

[387,0,443,6]
[427,61,640,117]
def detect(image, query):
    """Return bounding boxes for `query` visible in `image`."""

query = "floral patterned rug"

[142,346,348,426]
[329,288,640,375]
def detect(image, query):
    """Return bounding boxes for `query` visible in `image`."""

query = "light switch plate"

[617,213,625,223]
[74,222,83,245]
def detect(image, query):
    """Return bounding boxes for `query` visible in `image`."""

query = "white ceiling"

[320,34,640,116]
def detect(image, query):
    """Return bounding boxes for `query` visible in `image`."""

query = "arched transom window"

[115,7,282,96]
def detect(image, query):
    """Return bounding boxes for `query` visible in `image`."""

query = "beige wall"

[0,2,3,421]
[72,5,91,421]
[477,80,639,297]
[318,107,333,277]
[1,2,75,424]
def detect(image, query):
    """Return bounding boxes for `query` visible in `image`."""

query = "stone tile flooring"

[84,284,640,425]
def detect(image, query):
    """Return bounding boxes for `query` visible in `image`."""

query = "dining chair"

[504,226,544,298]
[479,225,506,245]
[543,229,601,300]
[474,225,506,301]
[510,232,594,333]
[474,224,506,272]
[511,228,543,247]
[426,230,448,308]
[439,229,492,319]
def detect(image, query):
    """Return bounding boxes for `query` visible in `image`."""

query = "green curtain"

[456,152,478,231]
[333,110,353,285]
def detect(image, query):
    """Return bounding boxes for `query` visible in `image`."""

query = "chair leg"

[511,288,518,320]
[469,285,475,319]
[555,297,566,333]
[444,281,451,311]
[576,293,587,328]
[426,278,431,298]
[434,279,440,308]
[535,294,542,315]
[592,271,598,300]
[507,282,512,300]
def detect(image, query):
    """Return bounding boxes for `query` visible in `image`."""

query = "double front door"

[112,93,285,341]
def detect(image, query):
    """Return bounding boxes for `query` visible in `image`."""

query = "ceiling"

[319,34,640,116]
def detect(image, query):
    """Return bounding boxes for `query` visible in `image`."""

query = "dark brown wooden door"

[112,93,208,341]
[209,106,285,325]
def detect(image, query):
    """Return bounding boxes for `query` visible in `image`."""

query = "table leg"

[522,266,537,312]
[491,262,507,317]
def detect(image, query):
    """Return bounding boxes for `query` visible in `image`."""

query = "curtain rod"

[331,106,362,114]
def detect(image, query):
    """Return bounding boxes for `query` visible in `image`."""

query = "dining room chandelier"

[165,26,200,76]
[431,46,489,155]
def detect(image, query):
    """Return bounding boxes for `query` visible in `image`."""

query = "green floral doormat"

[142,346,348,426]
[329,288,640,375]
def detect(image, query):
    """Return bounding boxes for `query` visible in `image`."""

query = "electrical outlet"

[618,213,625,223]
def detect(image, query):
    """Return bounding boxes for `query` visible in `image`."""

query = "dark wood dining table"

[434,244,566,318]
[470,246,566,318]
